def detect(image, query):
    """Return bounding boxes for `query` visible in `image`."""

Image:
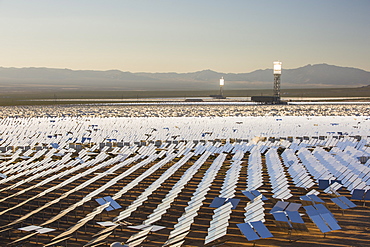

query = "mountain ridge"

[0,64,369,91]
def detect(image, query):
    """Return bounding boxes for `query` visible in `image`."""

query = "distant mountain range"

[0,64,369,92]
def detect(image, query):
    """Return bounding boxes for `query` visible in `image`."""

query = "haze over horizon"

[0,1,369,73]
[1,63,370,74]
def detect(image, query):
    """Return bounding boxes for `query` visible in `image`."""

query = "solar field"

[0,105,370,247]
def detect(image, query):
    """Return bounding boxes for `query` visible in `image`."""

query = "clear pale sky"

[0,0,369,73]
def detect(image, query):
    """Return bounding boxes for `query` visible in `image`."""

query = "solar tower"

[219,77,225,98]
[273,61,282,99]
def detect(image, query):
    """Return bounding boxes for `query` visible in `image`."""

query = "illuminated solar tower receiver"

[273,61,282,98]
[219,77,225,97]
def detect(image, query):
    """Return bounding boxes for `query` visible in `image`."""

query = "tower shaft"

[273,74,281,98]
[219,85,223,97]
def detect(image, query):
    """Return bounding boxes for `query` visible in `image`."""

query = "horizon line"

[1,63,368,74]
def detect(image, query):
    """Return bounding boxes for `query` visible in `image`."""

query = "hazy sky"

[0,0,369,73]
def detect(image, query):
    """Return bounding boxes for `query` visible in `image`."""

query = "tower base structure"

[251,96,286,104]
